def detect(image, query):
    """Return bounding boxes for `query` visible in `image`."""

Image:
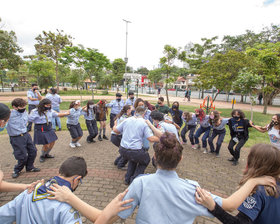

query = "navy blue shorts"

[34,123,58,145]
[67,123,83,139]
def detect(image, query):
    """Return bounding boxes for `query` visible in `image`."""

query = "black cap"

[0,103,11,119]
[116,93,122,97]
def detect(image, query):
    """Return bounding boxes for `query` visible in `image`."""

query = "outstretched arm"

[249,121,267,133]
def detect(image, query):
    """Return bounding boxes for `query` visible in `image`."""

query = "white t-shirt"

[267,126,280,150]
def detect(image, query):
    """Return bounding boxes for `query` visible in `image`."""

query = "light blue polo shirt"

[182,114,197,126]
[27,89,41,105]
[125,98,136,106]
[66,108,82,125]
[199,115,210,128]
[118,169,222,224]
[106,99,125,115]
[82,108,95,121]
[157,121,180,141]
[28,109,58,124]
[116,116,153,150]
[6,110,28,136]
[213,118,230,130]
[46,93,62,108]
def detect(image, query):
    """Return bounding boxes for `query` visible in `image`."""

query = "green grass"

[57,89,114,96]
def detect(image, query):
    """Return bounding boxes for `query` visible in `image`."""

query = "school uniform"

[111,114,129,168]
[194,115,211,148]
[95,105,107,121]
[125,98,136,106]
[181,114,197,145]
[0,176,82,224]
[208,118,229,155]
[46,93,62,130]
[82,108,98,143]
[169,108,183,127]
[106,99,124,128]
[28,109,58,145]
[118,169,222,224]
[66,108,83,139]
[26,89,41,132]
[6,110,37,174]
[157,121,180,141]
[142,109,152,150]
[116,116,153,184]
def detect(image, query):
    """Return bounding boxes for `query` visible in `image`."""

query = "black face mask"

[172,105,178,110]
[130,97,134,100]
[44,107,51,111]
[232,116,240,121]
[33,88,38,91]
[272,120,279,126]
[116,99,121,102]
[17,108,26,113]
[158,102,161,105]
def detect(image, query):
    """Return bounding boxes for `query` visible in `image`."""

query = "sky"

[1,0,280,70]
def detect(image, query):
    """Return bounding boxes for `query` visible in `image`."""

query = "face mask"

[89,105,94,109]
[130,97,134,100]
[116,99,121,102]
[44,107,51,111]
[272,120,279,126]
[233,116,240,121]
[17,108,26,113]
[210,115,214,119]
[172,105,178,110]
[0,122,8,132]
[158,102,161,105]
[33,88,38,91]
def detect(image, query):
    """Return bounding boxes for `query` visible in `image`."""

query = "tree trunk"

[165,74,170,107]
[90,76,94,100]
[201,89,204,99]
[263,93,269,114]
[240,94,244,103]
[249,93,253,121]
[55,58,59,92]
[213,92,219,102]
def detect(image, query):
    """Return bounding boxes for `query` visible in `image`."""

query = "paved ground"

[0,129,248,223]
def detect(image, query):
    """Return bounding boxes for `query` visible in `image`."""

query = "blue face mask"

[0,122,8,132]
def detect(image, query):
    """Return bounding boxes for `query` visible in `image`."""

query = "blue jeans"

[194,126,210,148]
[52,107,61,129]
[181,124,196,145]
[208,129,226,154]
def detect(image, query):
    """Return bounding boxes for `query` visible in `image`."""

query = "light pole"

[123,19,131,98]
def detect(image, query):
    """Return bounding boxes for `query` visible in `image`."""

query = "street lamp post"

[123,19,131,99]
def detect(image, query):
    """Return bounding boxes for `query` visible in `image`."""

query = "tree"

[100,73,113,89]
[112,58,126,85]
[6,63,29,86]
[160,45,186,106]
[35,30,72,91]
[67,69,86,90]
[27,56,56,89]
[148,68,163,85]
[60,45,111,99]
[136,67,149,75]
[233,70,261,120]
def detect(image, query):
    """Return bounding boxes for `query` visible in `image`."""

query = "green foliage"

[112,58,125,84]
[0,18,23,71]
[35,30,73,89]
[233,70,261,95]
[67,69,86,89]
[148,68,163,84]
[136,67,149,75]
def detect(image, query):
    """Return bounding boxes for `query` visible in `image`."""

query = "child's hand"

[195,187,215,211]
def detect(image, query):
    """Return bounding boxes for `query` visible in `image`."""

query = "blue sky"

[1,0,280,70]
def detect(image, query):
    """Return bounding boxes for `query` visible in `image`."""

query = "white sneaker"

[194,144,200,150]
[69,142,76,148]
[75,142,82,147]
[203,148,208,154]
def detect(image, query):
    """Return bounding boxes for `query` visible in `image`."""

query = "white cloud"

[1,0,280,70]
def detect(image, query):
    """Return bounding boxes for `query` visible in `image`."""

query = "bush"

[101,90,109,95]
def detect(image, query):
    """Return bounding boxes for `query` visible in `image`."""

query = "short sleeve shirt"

[267,126,280,150]
[155,104,170,114]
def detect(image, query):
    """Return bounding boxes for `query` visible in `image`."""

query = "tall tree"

[60,45,111,99]
[112,58,126,85]
[35,30,72,91]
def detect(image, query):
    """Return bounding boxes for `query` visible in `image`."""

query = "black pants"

[181,124,196,145]
[110,113,117,129]
[208,129,226,154]
[85,120,98,142]
[119,146,150,184]
[111,134,128,168]
[10,133,37,173]
[228,137,247,161]
[27,104,37,132]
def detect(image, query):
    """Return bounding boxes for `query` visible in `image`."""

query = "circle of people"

[0,83,280,224]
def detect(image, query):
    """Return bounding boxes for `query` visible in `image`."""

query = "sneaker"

[75,142,82,147]
[209,150,215,154]
[194,144,200,150]
[98,135,103,141]
[228,157,235,162]
[182,141,187,145]
[202,148,208,154]
[232,160,239,166]
[103,135,109,140]
[39,156,45,163]
[26,167,41,172]
[216,153,220,158]
[58,128,61,131]
[69,142,76,148]
[191,145,196,149]
[45,154,55,159]
[12,172,20,178]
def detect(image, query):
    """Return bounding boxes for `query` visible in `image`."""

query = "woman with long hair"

[208,110,229,157]
[250,114,280,150]
[46,88,62,131]
[181,111,197,148]
[111,105,132,169]
[196,143,280,224]
[28,99,69,162]
[227,109,252,166]
[95,99,108,141]
[82,100,98,143]
[194,108,211,153]
[67,100,86,148]
[169,101,183,128]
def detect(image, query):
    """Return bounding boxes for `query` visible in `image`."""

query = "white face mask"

[89,105,94,109]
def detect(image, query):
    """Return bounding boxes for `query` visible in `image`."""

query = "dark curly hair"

[231,109,245,119]
[38,99,51,116]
